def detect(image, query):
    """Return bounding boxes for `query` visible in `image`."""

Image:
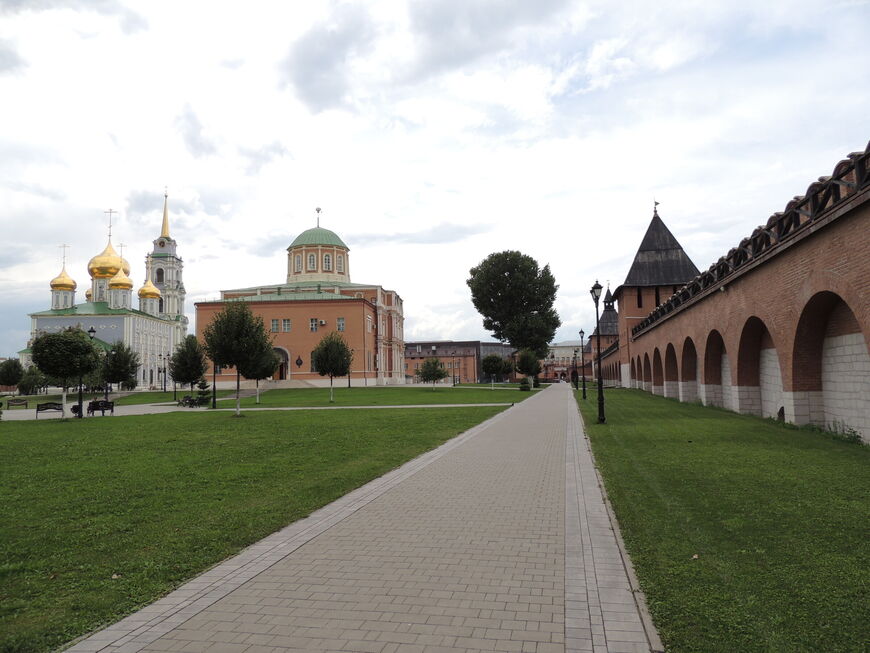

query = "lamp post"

[81,326,96,418]
[579,329,587,400]
[451,351,457,386]
[590,281,605,423]
[211,360,217,409]
[106,348,114,402]
[572,348,578,390]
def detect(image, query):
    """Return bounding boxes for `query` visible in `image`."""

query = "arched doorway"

[273,347,289,380]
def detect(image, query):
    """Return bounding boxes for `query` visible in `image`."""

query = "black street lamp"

[572,348,578,390]
[579,329,587,400]
[451,351,458,386]
[81,326,96,418]
[211,360,217,409]
[590,281,605,423]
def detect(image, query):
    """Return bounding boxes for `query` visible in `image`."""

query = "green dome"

[289,227,348,249]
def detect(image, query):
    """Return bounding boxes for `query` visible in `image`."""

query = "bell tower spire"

[160,188,171,238]
[149,189,188,337]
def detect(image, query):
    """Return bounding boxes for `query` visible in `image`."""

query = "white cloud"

[0,0,868,356]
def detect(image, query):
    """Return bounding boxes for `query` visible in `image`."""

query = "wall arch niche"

[702,330,731,408]
[664,343,679,398]
[642,353,652,392]
[736,316,784,418]
[652,348,664,395]
[792,292,869,442]
[680,337,699,402]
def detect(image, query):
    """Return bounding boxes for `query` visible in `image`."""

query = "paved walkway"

[65,384,660,653]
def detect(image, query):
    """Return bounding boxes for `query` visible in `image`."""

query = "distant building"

[404,340,514,383]
[196,222,405,386]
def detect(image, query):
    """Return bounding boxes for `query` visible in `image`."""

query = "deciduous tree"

[516,349,542,379]
[103,341,140,395]
[481,354,503,388]
[238,342,280,404]
[170,335,208,391]
[31,328,101,418]
[467,251,560,358]
[202,301,272,416]
[311,332,353,402]
[0,359,24,392]
[418,357,448,389]
[17,366,46,396]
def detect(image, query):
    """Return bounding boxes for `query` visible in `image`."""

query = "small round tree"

[239,342,280,404]
[516,349,541,387]
[170,335,208,392]
[0,359,25,393]
[311,332,353,403]
[481,354,503,389]
[31,328,101,418]
[103,341,140,398]
[418,357,449,389]
[202,301,273,416]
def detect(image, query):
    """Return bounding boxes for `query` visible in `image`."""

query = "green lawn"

[1,394,63,409]
[236,385,535,408]
[0,406,504,652]
[576,389,869,653]
[113,389,233,406]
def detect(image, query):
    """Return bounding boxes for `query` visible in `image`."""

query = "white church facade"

[21,194,188,388]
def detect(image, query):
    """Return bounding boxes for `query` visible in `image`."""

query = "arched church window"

[337,255,344,273]
[159,298,164,313]
[323,254,332,271]
[307,254,316,270]
[155,268,164,283]
[295,254,302,272]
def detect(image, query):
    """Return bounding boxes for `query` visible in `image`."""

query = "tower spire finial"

[59,243,70,266]
[160,189,171,239]
[104,208,117,238]
[315,206,321,228]
[653,199,660,217]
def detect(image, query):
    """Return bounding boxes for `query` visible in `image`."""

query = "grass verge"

[575,388,869,652]
[237,385,535,408]
[0,406,504,652]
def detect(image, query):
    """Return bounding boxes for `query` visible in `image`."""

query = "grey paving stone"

[66,385,660,653]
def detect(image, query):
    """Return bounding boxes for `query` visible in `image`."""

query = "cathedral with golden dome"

[21,193,188,388]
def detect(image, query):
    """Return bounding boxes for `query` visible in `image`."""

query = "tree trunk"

[329,375,334,402]
[61,387,67,418]
[256,379,260,404]
[235,370,240,416]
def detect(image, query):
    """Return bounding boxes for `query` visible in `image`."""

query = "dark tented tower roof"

[622,211,700,287]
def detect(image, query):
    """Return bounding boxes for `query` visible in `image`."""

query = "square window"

[337,317,345,332]
[310,318,318,332]
[271,319,279,332]
[282,319,291,332]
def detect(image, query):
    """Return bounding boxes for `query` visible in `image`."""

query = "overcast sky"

[1,0,868,357]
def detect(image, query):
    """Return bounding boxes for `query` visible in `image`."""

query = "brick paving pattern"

[66,384,658,653]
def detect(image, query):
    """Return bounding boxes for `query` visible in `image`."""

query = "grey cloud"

[245,234,289,257]
[126,189,197,218]
[0,39,25,73]
[221,58,244,69]
[348,222,491,246]
[239,141,290,174]
[3,180,65,201]
[407,0,570,79]
[280,4,375,112]
[196,187,237,216]
[175,105,217,157]
[0,0,148,33]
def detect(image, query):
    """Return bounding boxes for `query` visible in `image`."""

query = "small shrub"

[519,377,531,392]
[532,376,540,388]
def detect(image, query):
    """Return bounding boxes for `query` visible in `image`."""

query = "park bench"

[36,402,63,418]
[87,400,114,416]
[6,398,27,409]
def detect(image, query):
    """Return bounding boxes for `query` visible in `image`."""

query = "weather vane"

[653,199,660,217]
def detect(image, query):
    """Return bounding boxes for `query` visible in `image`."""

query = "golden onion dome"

[138,278,161,299]
[85,288,93,301]
[49,264,77,291]
[87,240,130,279]
[108,267,133,290]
